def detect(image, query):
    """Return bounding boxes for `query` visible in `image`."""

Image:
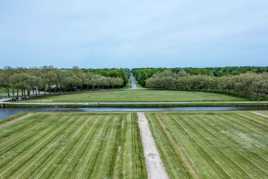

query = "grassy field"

[0,112,147,179]
[147,111,268,179]
[27,89,245,102]
[259,111,268,116]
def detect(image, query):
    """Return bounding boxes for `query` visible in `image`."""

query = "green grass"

[259,111,268,116]
[0,112,147,179]
[147,111,268,179]
[27,89,245,102]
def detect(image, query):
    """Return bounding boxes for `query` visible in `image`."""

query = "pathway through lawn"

[137,112,169,179]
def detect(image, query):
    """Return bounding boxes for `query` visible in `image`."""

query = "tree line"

[133,67,268,87]
[145,70,268,100]
[0,67,129,100]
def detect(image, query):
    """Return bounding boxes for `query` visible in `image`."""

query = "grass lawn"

[259,111,268,116]
[27,89,245,102]
[0,112,147,179]
[147,111,268,179]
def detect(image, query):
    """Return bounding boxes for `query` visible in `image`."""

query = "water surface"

[1,106,267,120]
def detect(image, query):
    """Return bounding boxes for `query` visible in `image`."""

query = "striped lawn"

[0,112,147,179]
[146,111,268,179]
[258,111,268,116]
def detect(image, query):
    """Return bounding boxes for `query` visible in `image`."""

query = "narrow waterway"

[1,106,267,120]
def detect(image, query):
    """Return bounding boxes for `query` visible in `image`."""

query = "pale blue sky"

[0,0,268,68]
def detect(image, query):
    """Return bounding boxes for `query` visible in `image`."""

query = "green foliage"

[133,66,268,86]
[87,68,129,86]
[0,67,128,100]
[146,71,268,100]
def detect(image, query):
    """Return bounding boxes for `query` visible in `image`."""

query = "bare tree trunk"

[12,88,15,99]
[16,89,19,100]
[7,88,10,98]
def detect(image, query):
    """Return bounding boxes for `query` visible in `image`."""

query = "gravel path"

[137,112,169,179]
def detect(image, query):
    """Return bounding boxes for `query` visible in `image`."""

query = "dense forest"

[145,69,268,100]
[0,67,129,100]
[133,67,268,86]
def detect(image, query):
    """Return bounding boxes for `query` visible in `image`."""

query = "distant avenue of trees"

[145,69,268,100]
[1,66,268,101]
[0,67,129,100]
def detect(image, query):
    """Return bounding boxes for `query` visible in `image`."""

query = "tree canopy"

[0,67,129,100]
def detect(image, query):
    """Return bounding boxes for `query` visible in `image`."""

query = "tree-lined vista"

[0,67,129,100]
[0,66,268,102]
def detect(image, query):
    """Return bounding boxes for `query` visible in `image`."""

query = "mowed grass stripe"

[10,115,87,179]
[236,112,268,131]
[27,115,94,179]
[71,115,113,178]
[242,112,268,125]
[167,114,232,179]
[161,113,226,179]
[147,113,194,179]
[0,114,62,155]
[147,112,268,179]
[121,113,147,179]
[188,114,257,176]
[0,113,147,179]
[123,114,135,178]
[0,114,79,178]
[196,114,268,172]
[129,113,147,179]
[177,114,268,178]
[214,114,268,163]
[89,116,121,178]
[0,113,46,139]
[0,115,47,155]
[54,116,107,179]
[35,115,92,179]
[69,117,105,179]
[217,113,268,149]
[112,114,127,179]
[80,116,113,178]
[0,114,75,169]
[58,116,100,179]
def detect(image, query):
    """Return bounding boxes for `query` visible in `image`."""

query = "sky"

[0,0,268,68]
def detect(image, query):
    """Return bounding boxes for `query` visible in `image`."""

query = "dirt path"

[0,113,33,129]
[137,112,169,179]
